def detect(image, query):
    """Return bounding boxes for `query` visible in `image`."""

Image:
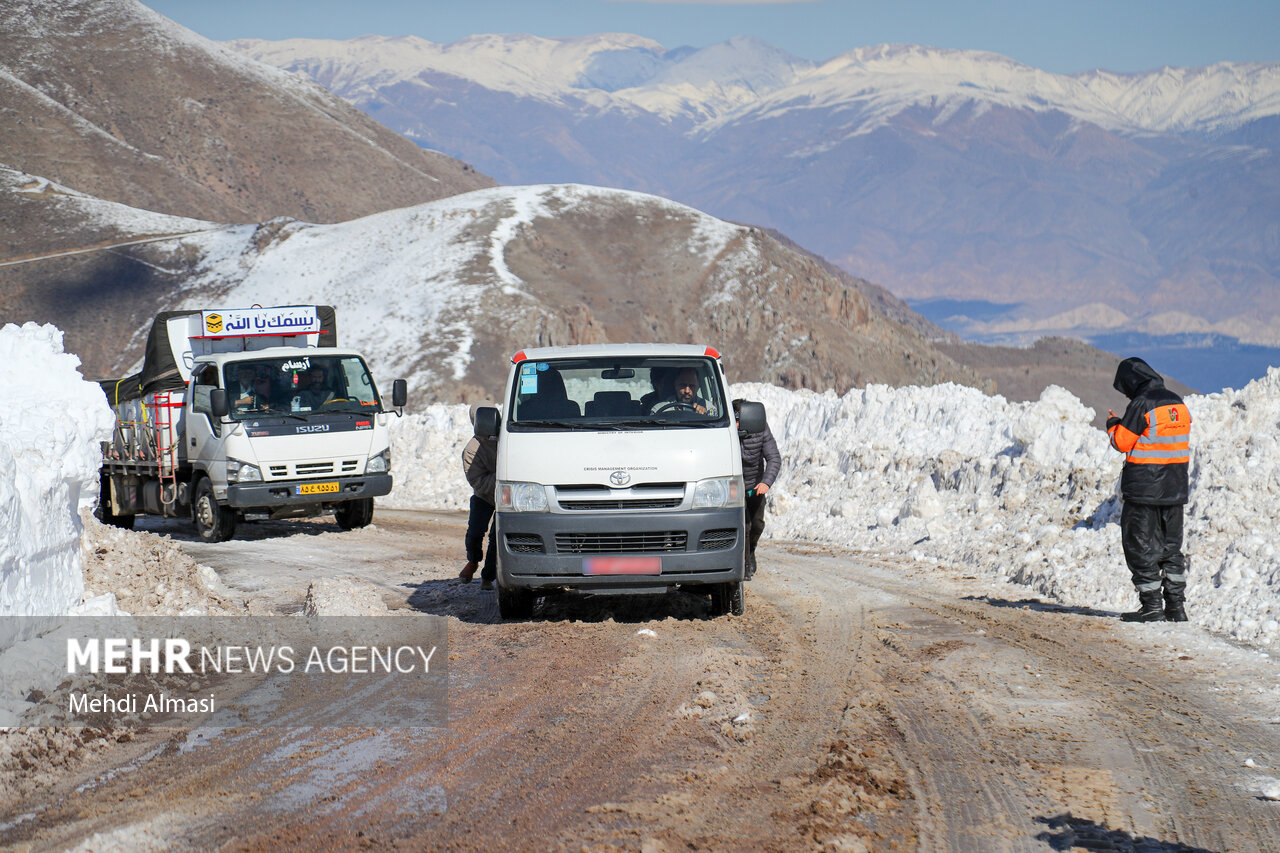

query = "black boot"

[1120,590,1166,622]
[1163,587,1188,622]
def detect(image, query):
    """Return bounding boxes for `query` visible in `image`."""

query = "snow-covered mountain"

[233,35,1280,134]
[232,34,1280,370]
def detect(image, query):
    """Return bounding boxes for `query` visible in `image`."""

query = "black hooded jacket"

[1110,357,1190,505]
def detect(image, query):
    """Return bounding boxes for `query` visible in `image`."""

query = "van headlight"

[227,458,262,483]
[692,476,744,509]
[366,448,391,474]
[498,481,549,512]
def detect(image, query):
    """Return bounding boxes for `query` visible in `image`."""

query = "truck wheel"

[709,582,744,617]
[335,497,375,530]
[497,583,536,620]
[96,474,135,530]
[192,478,236,543]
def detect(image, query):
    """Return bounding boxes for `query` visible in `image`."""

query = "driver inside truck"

[297,366,335,409]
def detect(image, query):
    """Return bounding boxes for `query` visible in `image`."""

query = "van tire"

[192,477,236,543]
[710,581,744,617]
[497,583,536,620]
[96,474,135,530]
[336,497,375,530]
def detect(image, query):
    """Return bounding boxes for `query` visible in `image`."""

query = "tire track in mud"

[808,550,1280,853]
[6,516,1278,851]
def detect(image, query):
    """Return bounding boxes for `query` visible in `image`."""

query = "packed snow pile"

[80,512,236,616]
[387,370,1280,649]
[380,403,475,511]
[0,323,114,645]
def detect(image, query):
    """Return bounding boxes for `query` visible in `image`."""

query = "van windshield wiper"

[515,419,603,430]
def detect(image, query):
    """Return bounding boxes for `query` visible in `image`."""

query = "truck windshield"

[222,355,381,419]
[509,356,728,430]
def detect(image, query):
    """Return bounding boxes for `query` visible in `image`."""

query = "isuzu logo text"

[296,424,330,433]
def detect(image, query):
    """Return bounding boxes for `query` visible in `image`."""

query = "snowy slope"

[231,34,1280,134]
[167,184,749,393]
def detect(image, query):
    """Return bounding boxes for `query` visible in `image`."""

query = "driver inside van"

[655,366,712,415]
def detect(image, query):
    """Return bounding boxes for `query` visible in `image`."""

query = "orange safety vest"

[1109,403,1191,464]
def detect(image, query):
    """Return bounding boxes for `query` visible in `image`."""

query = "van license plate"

[296,482,339,495]
[583,557,661,576]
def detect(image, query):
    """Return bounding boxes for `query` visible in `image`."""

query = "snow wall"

[0,324,114,648]
[386,369,1280,650]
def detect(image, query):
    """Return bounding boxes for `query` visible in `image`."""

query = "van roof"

[513,343,718,361]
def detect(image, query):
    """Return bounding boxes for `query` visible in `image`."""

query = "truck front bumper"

[226,474,392,508]
[496,507,745,591]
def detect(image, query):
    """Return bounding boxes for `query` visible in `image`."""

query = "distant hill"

[0,0,491,232]
[231,34,1280,361]
[2,175,994,403]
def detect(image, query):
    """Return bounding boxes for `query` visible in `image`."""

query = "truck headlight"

[227,458,262,483]
[692,476,743,509]
[497,481,549,512]
[366,448,391,474]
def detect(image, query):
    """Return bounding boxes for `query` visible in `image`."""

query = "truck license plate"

[583,557,661,576]
[296,482,339,495]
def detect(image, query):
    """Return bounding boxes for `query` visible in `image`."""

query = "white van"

[474,344,766,619]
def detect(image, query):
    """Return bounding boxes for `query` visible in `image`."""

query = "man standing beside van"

[733,399,780,579]
[460,402,499,588]
[1106,357,1192,623]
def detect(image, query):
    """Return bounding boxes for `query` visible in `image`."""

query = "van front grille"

[698,529,738,551]
[559,498,683,511]
[555,532,687,554]
[505,534,545,554]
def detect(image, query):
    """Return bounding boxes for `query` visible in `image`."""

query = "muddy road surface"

[4,510,1279,851]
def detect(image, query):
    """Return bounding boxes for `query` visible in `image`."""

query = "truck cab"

[475,344,766,619]
[98,305,405,542]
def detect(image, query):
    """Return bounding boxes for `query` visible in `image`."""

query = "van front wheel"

[709,581,744,617]
[497,583,536,620]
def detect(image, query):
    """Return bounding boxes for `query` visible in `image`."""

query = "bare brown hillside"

[0,0,491,233]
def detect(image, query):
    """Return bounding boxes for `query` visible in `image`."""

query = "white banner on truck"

[200,307,319,338]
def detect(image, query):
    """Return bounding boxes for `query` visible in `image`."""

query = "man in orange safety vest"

[1106,357,1192,623]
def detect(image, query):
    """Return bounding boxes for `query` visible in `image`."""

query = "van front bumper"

[226,474,392,508]
[496,507,745,591]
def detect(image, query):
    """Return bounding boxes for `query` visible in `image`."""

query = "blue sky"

[145,0,1279,74]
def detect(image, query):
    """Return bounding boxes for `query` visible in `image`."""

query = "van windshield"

[221,355,381,420]
[509,356,728,430]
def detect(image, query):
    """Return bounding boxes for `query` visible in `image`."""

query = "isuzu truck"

[473,343,766,619]
[97,305,406,542]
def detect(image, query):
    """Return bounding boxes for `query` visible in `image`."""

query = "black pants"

[745,494,768,556]
[1120,501,1186,604]
[466,496,497,581]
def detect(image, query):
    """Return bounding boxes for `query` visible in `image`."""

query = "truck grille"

[266,461,358,479]
[555,532,687,554]
[505,534,545,554]
[698,529,738,551]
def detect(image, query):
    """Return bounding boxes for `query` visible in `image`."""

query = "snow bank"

[388,369,1280,650]
[0,324,114,646]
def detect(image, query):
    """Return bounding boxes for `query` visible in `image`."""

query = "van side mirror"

[737,401,766,434]
[392,379,408,409]
[474,406,500,439]
[210,389,230,419]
